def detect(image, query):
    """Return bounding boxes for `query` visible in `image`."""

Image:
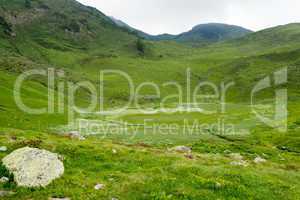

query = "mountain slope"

[227,23,300,52]
[0,0,141,61]
[197,23,300,58]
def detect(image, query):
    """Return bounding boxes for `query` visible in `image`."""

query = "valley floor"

[0,108,300,200]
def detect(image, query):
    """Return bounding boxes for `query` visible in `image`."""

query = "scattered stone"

[254,156,267,164]
[94,183,105,190]
[0,177,9,183]
[0,190,15,197]
[229,153,249,167]
[172,146,192,153]
[68,131,86,141]
[2,147,64,187]
[0,146,7,152]
[112,149,117,154]
[230,160,249,167]
[229,153,243,160]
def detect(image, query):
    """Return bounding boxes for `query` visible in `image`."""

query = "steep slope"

[0,0,140,61]
[109,16,157,40]
[109,17,177,41]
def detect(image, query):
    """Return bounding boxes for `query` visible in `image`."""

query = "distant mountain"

[110,17,252,45]
[175,23,253,45]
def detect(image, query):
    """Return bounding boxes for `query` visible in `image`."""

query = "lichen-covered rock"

[2,147,64,187]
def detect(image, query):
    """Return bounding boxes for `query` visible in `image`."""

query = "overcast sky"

[77,0,300,35]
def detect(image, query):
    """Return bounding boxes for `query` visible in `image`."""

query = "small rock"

[68,131,86,141]
[229,153,243,160]
[0,177,9,183]
[254,156,267,164]
[0,190,15,197]
[112,149,117,154]
[112,198,118,200]
[94,183,105,190]
[172,146,192,153]
[49,198,71,200]
[0,146,7,152]
[230,160,249,167]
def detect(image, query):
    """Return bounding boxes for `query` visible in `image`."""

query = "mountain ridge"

[110,17,253,45]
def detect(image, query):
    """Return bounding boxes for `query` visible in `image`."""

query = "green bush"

[25,0,31,8]
[136,39,145,54]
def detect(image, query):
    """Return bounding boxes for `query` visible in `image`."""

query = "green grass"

[0,126,299,200]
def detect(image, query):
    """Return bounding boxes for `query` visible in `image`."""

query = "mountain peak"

[176,23,253,45]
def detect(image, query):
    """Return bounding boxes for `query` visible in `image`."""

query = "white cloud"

[77,0,300,35]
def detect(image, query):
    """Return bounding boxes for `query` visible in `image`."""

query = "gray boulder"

[2,147,64,187]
